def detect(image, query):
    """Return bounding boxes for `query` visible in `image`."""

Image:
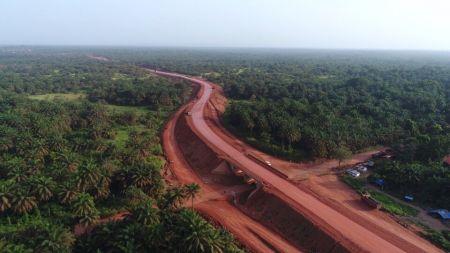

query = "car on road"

[265,160,272,166]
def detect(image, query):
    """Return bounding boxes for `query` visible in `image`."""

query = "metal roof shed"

[428,209,450,220]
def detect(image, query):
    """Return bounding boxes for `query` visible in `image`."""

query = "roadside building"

[428,209,450,221]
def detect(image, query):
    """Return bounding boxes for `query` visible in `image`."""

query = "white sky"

[1,0,449,50]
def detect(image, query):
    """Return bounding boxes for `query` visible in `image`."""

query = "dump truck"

[361,192,382,209]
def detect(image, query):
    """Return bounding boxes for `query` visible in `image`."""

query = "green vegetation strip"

[340,176,418,216]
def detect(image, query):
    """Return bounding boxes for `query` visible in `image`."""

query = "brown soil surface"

[74,212,129,236]
[297,175,442,253]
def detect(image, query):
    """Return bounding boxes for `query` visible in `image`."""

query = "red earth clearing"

[154,69,443,253]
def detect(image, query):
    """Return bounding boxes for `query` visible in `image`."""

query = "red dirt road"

[155,70,442,253]
[161,82,301,253]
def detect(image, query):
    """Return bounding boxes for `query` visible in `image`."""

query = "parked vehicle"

[366,160,375,166]
[361,192,382,209]
[346,169,360,177]
[356,165,368,172]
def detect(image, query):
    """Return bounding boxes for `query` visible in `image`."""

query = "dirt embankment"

[175,114,243,186]
[174,110,347,252]
[238,187,351,253]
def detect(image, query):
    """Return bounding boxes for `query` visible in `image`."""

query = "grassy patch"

[340,175,418,216]
[105,104,150,115]
[420,229,450,252]
[29,93,85,101]
[368,190,419,216]
[341,175,365,192]
[112,125,147,148]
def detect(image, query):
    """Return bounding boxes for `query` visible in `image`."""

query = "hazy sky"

[1,0,450,50]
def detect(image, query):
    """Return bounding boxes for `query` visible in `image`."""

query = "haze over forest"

[1,0,450,50]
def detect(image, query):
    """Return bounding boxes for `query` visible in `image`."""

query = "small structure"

[374,179,385,187]
[404,195,414,202]
[373,179,385,190]
[428,209,450,220]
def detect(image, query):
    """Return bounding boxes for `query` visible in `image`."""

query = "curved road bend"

[153,70,442,253]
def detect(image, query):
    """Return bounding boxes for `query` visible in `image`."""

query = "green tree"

[30,175,56,202]
[72,193,99,226]
[184,183,200,209]
[0,180,13,212]
[333,146,352,167]
[176,209,226,253]
[12,191,38,214]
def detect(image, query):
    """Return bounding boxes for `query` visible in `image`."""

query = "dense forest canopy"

[0,47,242,252]
[1,46,449,250]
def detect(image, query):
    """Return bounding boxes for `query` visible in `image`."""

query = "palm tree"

[37,225,75,253]
[7,166,28,183]
[76,160,101,191]
[159,188,186,210]
[0,181,12,212]
[31,175,56,201]
[92,176,111,200]
[58,182,79,204]
[183,183,200,209]
[72,193,99,226]
[12,191,38,214]
[56,150,79,173]
[131,200,160,226]
[178,209,225,253]
[130,165,154,188]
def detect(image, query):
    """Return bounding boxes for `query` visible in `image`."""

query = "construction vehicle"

[234,169,244,176]
[245,177,256,185]
[361,192,382,209]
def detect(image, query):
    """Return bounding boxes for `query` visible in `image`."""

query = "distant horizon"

[2,1,450,51]
[2,44,450,53]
